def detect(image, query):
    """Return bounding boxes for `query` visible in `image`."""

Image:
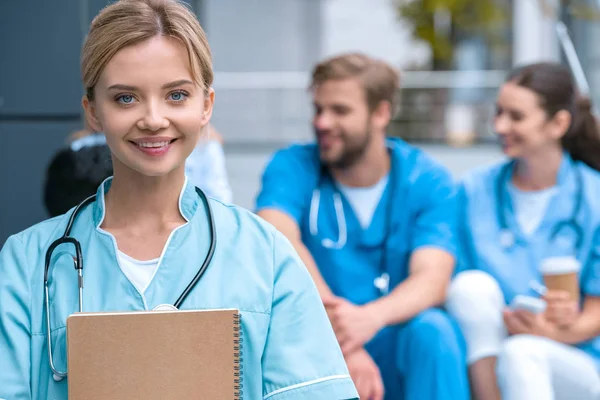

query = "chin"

[502,147,523,160]
[319,149,340,165]
[122,158,183,179]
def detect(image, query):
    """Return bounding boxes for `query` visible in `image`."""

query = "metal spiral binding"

[233,312,244,400]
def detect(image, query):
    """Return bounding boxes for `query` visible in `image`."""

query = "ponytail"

[561,96,600,171]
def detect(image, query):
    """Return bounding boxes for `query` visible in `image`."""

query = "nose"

[494,113,510,136]
[137,101,169,131]
[314,110,333,132]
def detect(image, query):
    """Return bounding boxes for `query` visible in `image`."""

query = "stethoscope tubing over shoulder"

[308,147,398,295]
[495,160,584,252]
[44,186,216,380]
[309,166,348,249]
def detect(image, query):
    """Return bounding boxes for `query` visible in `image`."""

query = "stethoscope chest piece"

[373,272,390,295]
[153,304,178,311]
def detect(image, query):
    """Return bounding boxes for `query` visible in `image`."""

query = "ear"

[82,95,103,132]
[200,88,215,126]
[370,100,392,131]
[548,109,572,140]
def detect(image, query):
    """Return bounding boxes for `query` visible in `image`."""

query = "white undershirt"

[337,175,389,229]
[508,184,558,236]
[117,251,160,293]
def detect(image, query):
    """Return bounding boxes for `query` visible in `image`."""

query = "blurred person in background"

[44,131,113,217]
[446,62,600,400]
[256,53,469,400]
[185,124,233,203]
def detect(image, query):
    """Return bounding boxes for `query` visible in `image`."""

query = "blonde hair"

[81,0,213,100]
[310,53,400,113]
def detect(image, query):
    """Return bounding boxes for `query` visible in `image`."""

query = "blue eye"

[169,91,188,102]
[117,95,135,104]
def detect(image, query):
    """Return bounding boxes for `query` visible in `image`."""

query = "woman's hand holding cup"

[543,289,580,328]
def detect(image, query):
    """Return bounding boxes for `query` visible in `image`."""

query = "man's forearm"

[256,209,334,299]
[364,271,448,326]
[292,240,334,299]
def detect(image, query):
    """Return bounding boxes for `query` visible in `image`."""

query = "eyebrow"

[107,79,194,91]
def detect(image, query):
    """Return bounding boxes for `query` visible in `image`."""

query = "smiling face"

[494,82,568,159]
[83,35,214,178]
[312,78,378,169]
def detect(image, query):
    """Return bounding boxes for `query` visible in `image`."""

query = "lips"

[129,137,178,157]
[317,134,339,149]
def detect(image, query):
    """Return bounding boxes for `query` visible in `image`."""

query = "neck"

[513,147,563,191]
[102,162,187,232]
[331,135,390,187]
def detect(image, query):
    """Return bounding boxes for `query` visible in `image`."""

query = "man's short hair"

[44,141,113,217]
[310,53,400,114]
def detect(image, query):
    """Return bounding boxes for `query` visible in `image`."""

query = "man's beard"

[321,123,372,169]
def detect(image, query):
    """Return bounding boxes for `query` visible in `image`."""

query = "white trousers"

[446,270,600,400]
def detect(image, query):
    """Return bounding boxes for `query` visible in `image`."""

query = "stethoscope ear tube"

[43,187,216,379]
[173,187,216,309]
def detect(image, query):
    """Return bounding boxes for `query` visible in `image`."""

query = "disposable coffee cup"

[539,256,581,302]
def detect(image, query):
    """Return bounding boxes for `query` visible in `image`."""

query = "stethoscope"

[308,152,397,295]
[45,186,216,380]
[496,161,584,252]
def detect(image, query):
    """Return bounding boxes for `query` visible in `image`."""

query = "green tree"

[397,0,600,69]
[396,0,509,69]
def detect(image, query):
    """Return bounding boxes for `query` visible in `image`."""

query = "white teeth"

[136,141,170,148]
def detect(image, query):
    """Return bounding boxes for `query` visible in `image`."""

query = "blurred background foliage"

[396,0,600,69]
[396,0,509,69]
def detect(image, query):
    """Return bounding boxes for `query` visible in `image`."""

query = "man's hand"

[324,297,385,355]
[345,348,385,400]
[543,290,580,328]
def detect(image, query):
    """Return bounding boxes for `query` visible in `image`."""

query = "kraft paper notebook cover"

[66,308,242,400]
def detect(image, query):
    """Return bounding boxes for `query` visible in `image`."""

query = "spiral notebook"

[66,308,243,400]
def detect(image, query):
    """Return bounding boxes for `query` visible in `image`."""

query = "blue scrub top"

[0,178,358,400]
[256,138,458,306]
[457,153,600,369]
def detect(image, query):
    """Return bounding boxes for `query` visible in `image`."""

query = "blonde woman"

[0,1,358,399]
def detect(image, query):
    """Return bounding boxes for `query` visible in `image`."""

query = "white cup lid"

[539,256,581,275]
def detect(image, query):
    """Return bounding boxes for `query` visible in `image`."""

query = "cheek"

[341,113,367,133]
[173,110,205,145]
[96,106,136,140]
[515,120,548,144]
[175,109,205,132]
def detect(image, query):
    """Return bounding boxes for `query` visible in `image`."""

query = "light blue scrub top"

[256,137,458,310]
[0,178,358,400]
[457,153,600,368]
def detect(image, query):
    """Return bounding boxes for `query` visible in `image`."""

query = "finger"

[354,376,369,400]
[553,307,579,326]
[323,296,345,307]
[547,302,577,320]
[544,308,560,324]
[340,335,359,355]
[343,339,361,356]
[504,312,528,334]
[341,340,351,356]
[371,372,385,400]
[543,290,570,302]
[513,310,535,327]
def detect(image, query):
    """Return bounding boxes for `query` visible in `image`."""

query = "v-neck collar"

[500,152,578,244]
